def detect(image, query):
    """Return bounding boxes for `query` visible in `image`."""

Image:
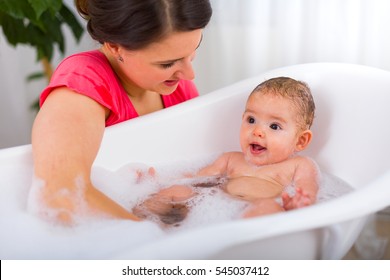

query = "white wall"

[1,0,390,148]
[0,0,94,149]
[193,0,390,94]
[0,29,95,149]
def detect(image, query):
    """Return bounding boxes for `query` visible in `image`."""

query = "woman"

[30,0,212,224]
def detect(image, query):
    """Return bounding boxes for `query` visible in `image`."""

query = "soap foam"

[107,157,353,232]
[0,157,352,259]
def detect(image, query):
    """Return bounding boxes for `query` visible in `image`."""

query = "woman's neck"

[100,46,164,115]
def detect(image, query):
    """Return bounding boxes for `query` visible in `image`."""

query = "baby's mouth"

[250,143,266,154]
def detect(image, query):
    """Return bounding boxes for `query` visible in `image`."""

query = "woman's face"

[117,29,203,95]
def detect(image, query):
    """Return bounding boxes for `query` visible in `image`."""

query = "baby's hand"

[135,167,156,183]
[117,163,157,184]
[282,187,312,210]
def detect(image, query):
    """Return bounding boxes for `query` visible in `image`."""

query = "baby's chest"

[231,164,295,186]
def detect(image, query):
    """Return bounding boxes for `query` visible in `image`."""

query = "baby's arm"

[196,153,232,177]
[133,153,230,183]
[282,157,319,210]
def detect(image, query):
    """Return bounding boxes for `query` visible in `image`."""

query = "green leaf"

[24,21,54,60]
[1,1,85,61]
[28,0,62,19]
[36,40,54,61]
[0,0,36,20]
[0,13,28,45]
[30,98,40,111]
[26,71,45,82]
[0,0,25,19]
[42,12,65,54]
[59,4,84,42]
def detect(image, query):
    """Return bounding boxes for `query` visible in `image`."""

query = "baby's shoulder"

[218,151,247,167]
[290,156,318,170]
[223,151,246,162]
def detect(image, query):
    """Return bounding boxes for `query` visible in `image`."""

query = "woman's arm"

[31,87,140,224]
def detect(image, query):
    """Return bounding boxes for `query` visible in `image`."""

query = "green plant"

[0,0,84,108]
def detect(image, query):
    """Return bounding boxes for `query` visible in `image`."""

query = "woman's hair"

[251,77,316,130]
[75,0,212,50]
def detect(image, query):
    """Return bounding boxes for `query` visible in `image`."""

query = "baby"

[133,77,319,224]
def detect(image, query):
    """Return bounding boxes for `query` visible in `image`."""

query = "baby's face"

[239,92,302,166]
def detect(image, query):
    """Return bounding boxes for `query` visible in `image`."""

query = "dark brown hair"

[75,0,212,50]
[251,77,316,130]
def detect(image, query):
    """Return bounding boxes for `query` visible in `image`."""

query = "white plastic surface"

[1,63,390,259]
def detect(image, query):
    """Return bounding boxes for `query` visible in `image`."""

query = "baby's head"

[240,77,316,165]
[250,77,315,131]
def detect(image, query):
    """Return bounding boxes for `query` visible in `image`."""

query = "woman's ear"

[103,42,121,58]
[295,129,313,152]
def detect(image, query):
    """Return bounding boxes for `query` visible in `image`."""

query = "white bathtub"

[1,63,390,259]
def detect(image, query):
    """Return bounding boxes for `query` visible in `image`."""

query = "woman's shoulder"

[63,49,105,60]
[41,50,123,111]
[49,50,118,89]
[58,50,111,70]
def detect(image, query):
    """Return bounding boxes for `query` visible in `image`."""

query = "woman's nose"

[176,57,195,80]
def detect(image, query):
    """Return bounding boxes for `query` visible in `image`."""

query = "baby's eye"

[270,123,281,130]
[247,116,255,124]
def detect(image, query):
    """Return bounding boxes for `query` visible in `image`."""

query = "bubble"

[0,156,353,259]
[114,158,353,232]
[317,171,353,202]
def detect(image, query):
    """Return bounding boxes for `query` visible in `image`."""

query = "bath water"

[0,157,352,259]
[93,155,353,232]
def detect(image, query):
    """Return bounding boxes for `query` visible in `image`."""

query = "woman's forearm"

[31,89,139,224]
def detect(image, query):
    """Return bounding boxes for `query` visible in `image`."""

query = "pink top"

[40,50,199,126]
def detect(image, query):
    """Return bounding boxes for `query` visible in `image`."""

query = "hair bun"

[75,0,89,19]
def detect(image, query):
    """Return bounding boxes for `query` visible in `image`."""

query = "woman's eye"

[160,62,175,69]
[270,123,281,130]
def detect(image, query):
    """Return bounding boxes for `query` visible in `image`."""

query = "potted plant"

[0,0,84,107]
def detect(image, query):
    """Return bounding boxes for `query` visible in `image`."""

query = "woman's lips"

[164,79,180,87]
